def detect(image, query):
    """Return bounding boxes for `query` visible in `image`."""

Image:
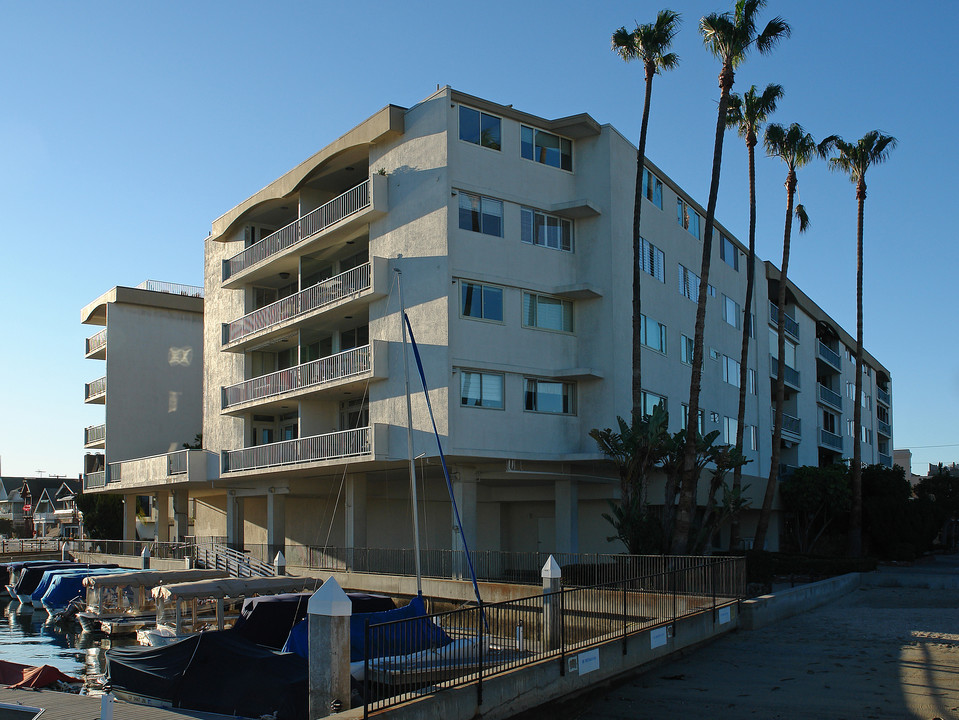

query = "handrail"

[223,427,371,473]
[817,383,842,410]
[817,340,841,370]
[769,301,800,338]
[85,376,107,400]
[771,408,801,436]
[193,541,275,578]
[86,328,108,355]
[136,280,204,298]
[769,356,800,388]
[877,419,892,437]
[819,427,843,451]
[877,387,891,406]
[84,424,106,446]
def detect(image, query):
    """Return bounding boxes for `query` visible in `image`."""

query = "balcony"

[84,471,106,490]
[85,376,106,404]
[771,409,801,441]
[769,356,801,391]
[222,177,387,287]
[819,427,844,452]
[877,387,891,407]
[222,426,385,474]
[817,383,842,411]
[769,301,799,340]
[222,258,387,352]
[879,452,893,468]
[84,424,106,449]
[85,328,107,359]
[877,419,892,437]
[100,449,210,491]
[817,340,841,372]
[223,343,386,413]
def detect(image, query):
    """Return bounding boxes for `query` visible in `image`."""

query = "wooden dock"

[0,689,244,720]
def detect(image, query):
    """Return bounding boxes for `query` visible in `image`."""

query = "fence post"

[541,555,562,652]
[274,551,286,576]
[308,577,352,718]
[141,545,150,570]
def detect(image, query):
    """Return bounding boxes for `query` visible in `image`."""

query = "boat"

[36,567,130,613]
[77,568,227,634]
[4,560,78,599]
[0,658,80,690]
[12,562,118,605]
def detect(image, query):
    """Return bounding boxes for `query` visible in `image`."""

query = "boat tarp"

[153,575,321,602]
[0,659,80,689]
[283,595,451,661]
[82,568,226,590]
[106,630,307,720]
[14,563,117,596]
[32,568,127,603]
[39,569,129,610]
[236,592,395,650]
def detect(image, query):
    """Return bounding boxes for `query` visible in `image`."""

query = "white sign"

[719,606,731,625]
[650,626,668,649]
[578,649,600,676]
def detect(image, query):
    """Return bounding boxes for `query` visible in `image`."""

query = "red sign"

[22,504,31,513]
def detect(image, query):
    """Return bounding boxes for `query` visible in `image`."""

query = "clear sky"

[1,0,955,478]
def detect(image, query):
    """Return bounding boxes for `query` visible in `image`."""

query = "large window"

[459,106,501,150]
[521,126,572,170]
[748,367,757,395]
[723,295,741,329]
[640,238,665,282]
[720,234,739,270]
[641,390,667,418]
[641,314,667,354]
[458,193,503,237]
[682,403,706,435]
[460,371,504,409]
[769,329,797,368]
[525,378,575,414]
[723,355,741,387]
[723,416,738,445]
[746,424,758,451]
[523,292,572,332]
[680,334,694,365]
[678,265,714,301]
[461,282,503,322]
[521,208,573,251]
[642,168,663,210]
[677,198,701,239]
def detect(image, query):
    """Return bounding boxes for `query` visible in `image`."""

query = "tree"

[779,464,850,554]
[724,83,783,550]
[819,131,897,557]
[691,444,750,554]
[753,122,814,550]
[75,493,123,540]
[673,0,789,554]
[862,464,936,559]
[612,10,681,422]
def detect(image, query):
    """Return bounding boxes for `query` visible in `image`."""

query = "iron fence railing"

[192,540,275,578]
[819,427,844,451]
[769,356,800,389]
[84,471,106,490]
[768,301,800,339]
[136,280,204,297]
[222,427,371,473]
[877,419,892,437]
[85,376,107,401]
[84,424,106,446]
[71,538,195,560]
[817,383,842,411]
[879,452,893,468]
[85,328,108,356]
[362,558,744,715]
[817,340,841,371]
[877,387,891,407]
[0,538,63,554]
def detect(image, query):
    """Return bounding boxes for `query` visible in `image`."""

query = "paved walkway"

[536,557,959,720]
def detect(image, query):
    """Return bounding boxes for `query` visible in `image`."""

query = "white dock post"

[141,545,150,570]
[308,577,351,717]
[274,551,286,576]
[542,555,562,651]
[100,692,115,720]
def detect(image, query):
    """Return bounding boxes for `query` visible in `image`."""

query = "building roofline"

[81,285,204,325]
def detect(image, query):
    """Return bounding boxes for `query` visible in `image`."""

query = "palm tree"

[752,122,814,551]
[672,0,789,554]
[818,130,897,557]
[612,10,681,423]
[724,83,783,550]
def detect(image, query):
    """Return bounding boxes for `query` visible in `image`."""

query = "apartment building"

[86,87,892,556]
[81,281,205,540]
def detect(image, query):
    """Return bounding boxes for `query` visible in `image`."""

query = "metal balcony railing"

[136,280,204,297]
[817,340,841,371]
[877,419,892,437]
[776,410,801,437]
[86,328,107,356]
[817,383,842,410]
[84,424,106,446]
[85,376,107,401]
[167,450,189,475]
[222,180,370,281]
[879,452,893,468]
[819,427,844,451]
[223,345,371,409]
[223,263,372,345]
[84,471,106,490]
[769,301,800,339]
[222,427,371,473]
[877,387,891,406]
[769,356,800,389]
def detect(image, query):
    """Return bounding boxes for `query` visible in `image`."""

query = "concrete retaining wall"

[739,572,861,630]
[73,552,189,572]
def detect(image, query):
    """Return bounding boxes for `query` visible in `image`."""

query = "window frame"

[458,192,504,237]
[459,281,504,323]
[680,334,694,366]
[460,370,505,410]
[521,125,573,171]
[522,292,573,333]
[640,314,668,354]
[458,105,502,151]
[642,168,663,210]
[640,237,666,282]
[521,207,573,252]
[723,294,741,329]
[720,234,740,271]
[524,377,576,415]
[676,197,701,239]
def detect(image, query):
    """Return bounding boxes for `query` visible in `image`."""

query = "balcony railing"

[223,180,371,281]
[877,387,891,406]
[223,427,370,473]
[817,383,842,411]
[819,427,844,451]
[136,280,204,298]
[84,471,106,490]
[168,450,189,475]
[771,409,801,438]
[223,263,372,346]
[85,376,107,402]
[817,340,841,371]
[86,328,107,356]
[223,345,372,409]
[769,301,800,339]
[877,419,892,437]
[879,452,893,468]
[84,424,106,446]
[105,449,205,487]
[769,356,800,389]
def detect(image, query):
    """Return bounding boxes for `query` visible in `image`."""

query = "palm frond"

[795,203,810,233]
[611,26,636,61]
[764,122,816,170]
[755,16,791,55]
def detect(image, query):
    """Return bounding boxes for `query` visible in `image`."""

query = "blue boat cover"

[39,569,129,610]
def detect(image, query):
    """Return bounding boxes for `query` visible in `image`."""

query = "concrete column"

[452,468,478,580]
[344,474,367,571]
[267,489,286,563]
[122,496,137,542]
[154,491,170,543]
[542,555,562,651]
[226,491,244,551]
[309,577,352,718]
[172,489,189,542]
[554,478,579,554]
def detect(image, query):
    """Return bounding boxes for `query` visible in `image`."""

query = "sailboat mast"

[395,264,424,597]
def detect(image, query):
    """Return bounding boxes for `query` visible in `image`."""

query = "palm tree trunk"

[672,65,734,554]
[631,63,656,423]
[850,181,866,557]
[754,171,796,550]
[730,136,758,551]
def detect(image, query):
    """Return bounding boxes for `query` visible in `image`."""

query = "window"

[523,293,572,332]
[642,168,663,209]
[846,381,856,399]
[460,371,504,409]
[723,417,738,445]
[677,198,701,239]
[746,424,758,451]
[641,315,667,354]
[461,282,503,322]
[822,410,837,434]
[846,419,855,437]
[678,264,714,300]
[723,295,741,329]
[748,368,757,395]
[720,235,739,270]
[521,126,572,170]
[861,426,873,444]
[862,365,871,378]
[640,238,665,282]
[458,193,503,237]
[709,347,721,362]
[641,390,667,418]
[525,378,575,414]
[459,106,501,150]
[680,334,694,365]
[862,394,872,410]
[682,404,706,435]
[723,355,740,387]
[769,329,797,368]
[521,208,573,251]
[341,325,369,351]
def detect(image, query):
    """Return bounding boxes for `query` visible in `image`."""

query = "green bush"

[746,550,876,585]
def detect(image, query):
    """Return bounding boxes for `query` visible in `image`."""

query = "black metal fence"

[361,556,744,716]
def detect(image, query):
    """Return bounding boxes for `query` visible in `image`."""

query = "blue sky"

[1,0,955,478]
